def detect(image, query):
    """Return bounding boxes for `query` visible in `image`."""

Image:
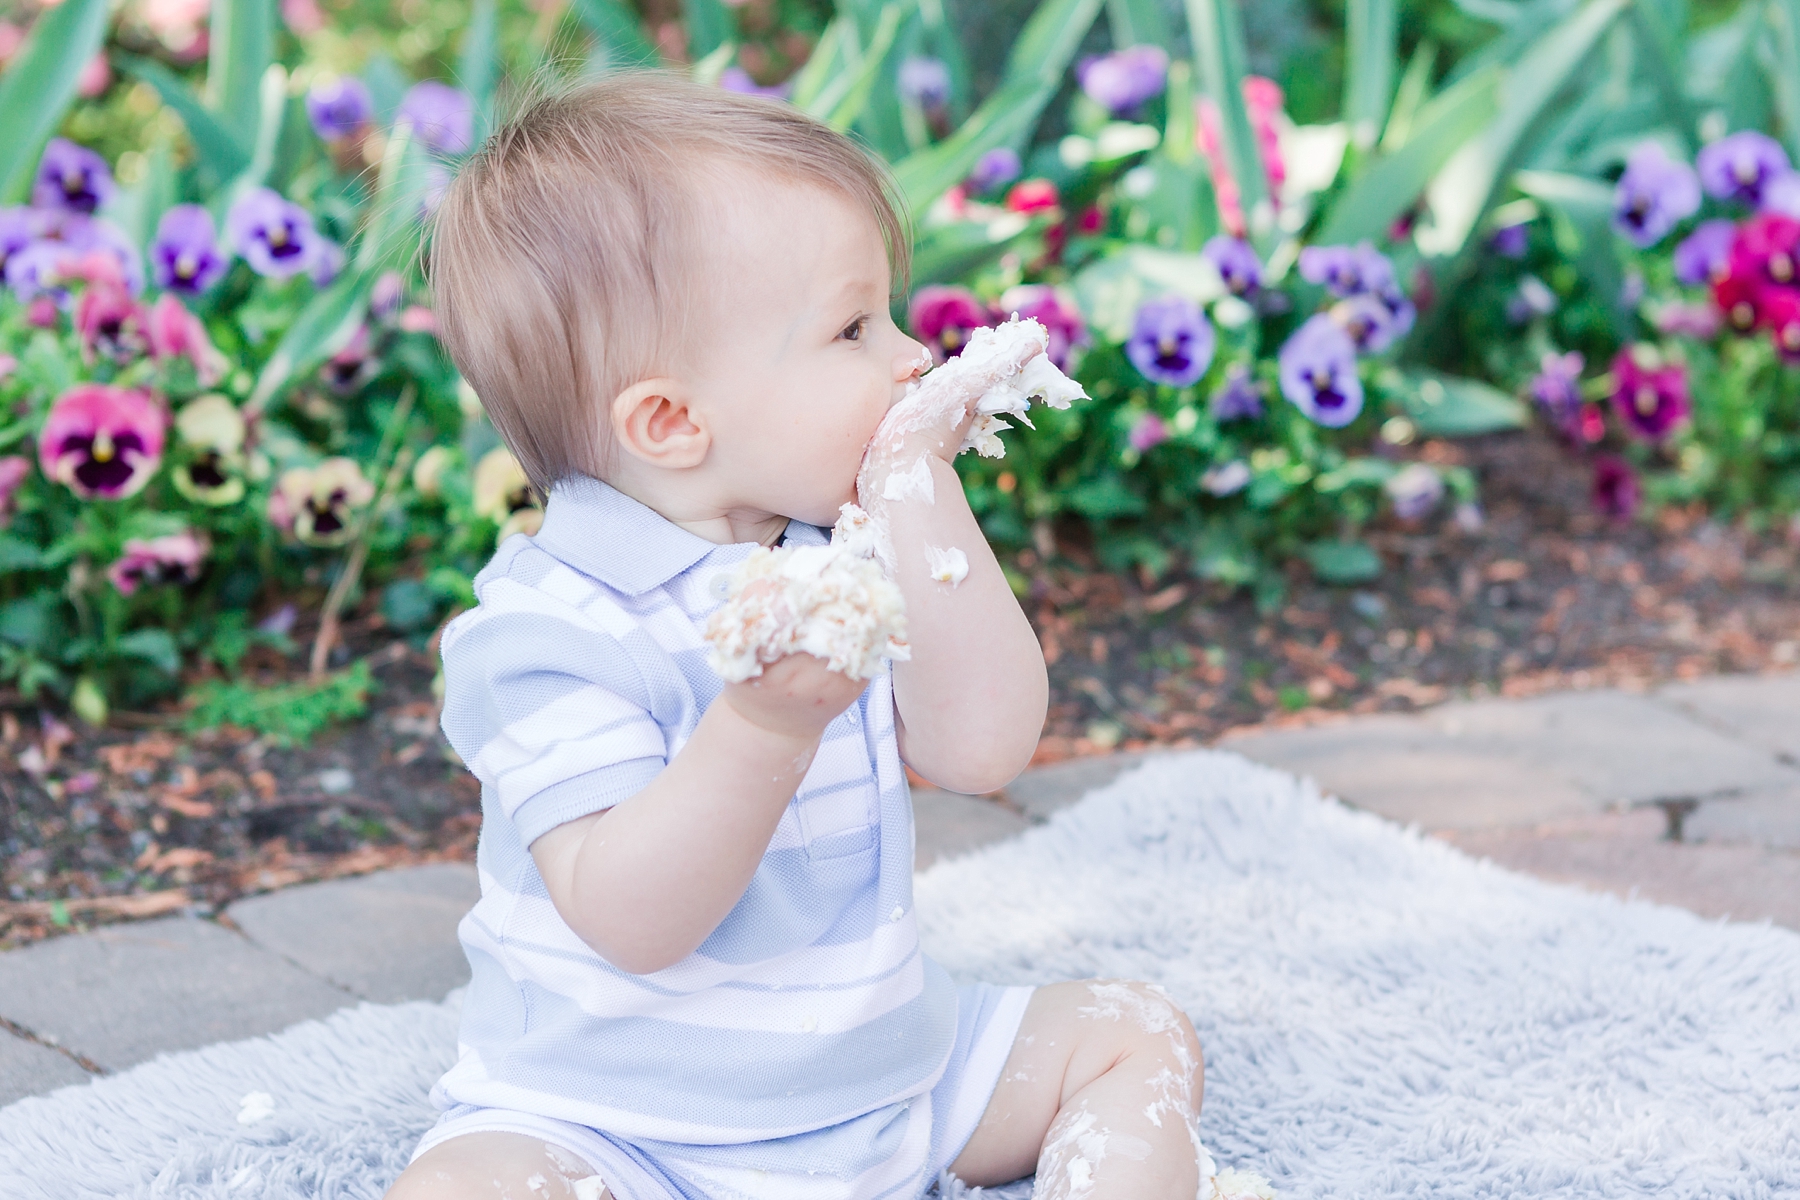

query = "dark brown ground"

[3,427,1798,948]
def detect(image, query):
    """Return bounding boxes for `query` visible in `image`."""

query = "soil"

[3,427,1798,949]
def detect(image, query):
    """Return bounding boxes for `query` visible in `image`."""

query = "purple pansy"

[1696,131,1790,207]
[719,68,792,99]
[1529,350,1585,437]
[306,76,374,141]
[1201,236,1261,296]
[1298,241,1397,298]
[1610,346,1689,442]
[226,188,321,279]
[150,205,228,294]
[1762,172,1800,219]
[1333,291,1414,352]
[0,207,46,274]
[1490,224,1529,258]
[1125,295,1215,388]
[1210,365,1264,421]
[1613,142,1701,248]
[967,147,1022,195]
[898,57,951,109]
[1077,46,1169,115]
[1672,219,1737,286]
[398,81,473,155]
[1278,314,1364,427]
[310,237,345,287]
[32,139,114,214]
[1384,463,1444,521]
[1504,275,1557,325]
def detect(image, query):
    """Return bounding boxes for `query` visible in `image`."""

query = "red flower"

[38,384,166,499]
[1004,179,1060,215]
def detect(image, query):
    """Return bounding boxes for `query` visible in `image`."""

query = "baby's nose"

[893,341,931,381]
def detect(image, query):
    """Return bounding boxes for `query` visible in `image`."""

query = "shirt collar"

[531,474,825,596]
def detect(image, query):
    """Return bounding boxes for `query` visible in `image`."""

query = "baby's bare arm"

[530,653,862,975]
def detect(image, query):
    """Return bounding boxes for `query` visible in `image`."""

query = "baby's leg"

[384,1131,610,1200]
[949,979,1205,1200]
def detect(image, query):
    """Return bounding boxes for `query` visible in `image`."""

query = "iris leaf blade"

[0,0,110,203]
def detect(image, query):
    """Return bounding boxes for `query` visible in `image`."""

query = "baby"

[385,73,1210,1200]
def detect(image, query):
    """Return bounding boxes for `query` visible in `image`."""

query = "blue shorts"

[409,983,1034,1200]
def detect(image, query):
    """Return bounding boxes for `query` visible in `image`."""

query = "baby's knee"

[384,1132,608,1200]
[1075,978,1202,1068]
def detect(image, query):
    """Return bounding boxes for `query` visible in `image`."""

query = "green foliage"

[186,660,376,745]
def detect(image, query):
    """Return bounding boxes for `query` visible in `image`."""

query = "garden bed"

[3,426,1797,949]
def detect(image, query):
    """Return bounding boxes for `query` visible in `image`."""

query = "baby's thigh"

[384,1131,610,1200]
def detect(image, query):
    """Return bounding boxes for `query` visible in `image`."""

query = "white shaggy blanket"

[3,751,1798,1198]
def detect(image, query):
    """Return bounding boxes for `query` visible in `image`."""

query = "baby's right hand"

[722,652,867,743]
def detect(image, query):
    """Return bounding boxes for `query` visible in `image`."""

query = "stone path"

[2,674,1796,1107]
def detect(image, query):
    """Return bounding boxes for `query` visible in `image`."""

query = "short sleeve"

[439,585,667,846]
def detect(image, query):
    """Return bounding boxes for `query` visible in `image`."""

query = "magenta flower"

[897,57,950,109]
[0,456,29,528]
[107,531,208,595]
[32,139,114,214]
[1672,220,1737,287]
[151,204,228,294]
[1613,142,1700,248]
[1609,346,1689,441]
[909,286,994,362]
[1202,236,1261,296]
[306,76,373,141]
[146,293,225,385]
[399,81,473,154]
[1278,314,1363,427]
[1077,46,1168,115]
[967,147,1021,195]
[1125,295,1214,388]
[1696,131,1790,207]
[74,279,147,363]
[226,188,321,279]
[1127,411,1168,452]
[38,384,166,499]
[999,284,1087,371]
[1210,365,1264,421]
[1592,455,1640,521]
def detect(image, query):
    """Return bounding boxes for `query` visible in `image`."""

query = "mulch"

[3,428,1797,949]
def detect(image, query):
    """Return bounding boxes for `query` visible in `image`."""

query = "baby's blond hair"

[429,71,911,498]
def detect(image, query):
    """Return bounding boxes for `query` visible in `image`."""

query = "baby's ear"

[612,379,710,469]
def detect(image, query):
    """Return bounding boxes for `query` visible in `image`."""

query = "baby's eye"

[839,317,867,342]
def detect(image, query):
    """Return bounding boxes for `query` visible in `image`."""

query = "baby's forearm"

[888,456,1047,793]
[555,701,819,974]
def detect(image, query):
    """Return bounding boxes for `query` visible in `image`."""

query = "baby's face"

[686,174,928,529]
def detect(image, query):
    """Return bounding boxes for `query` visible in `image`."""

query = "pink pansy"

[281,0,324,34]
[106,531,208,595]
[398,305,437,334]
[146,293,225,384]
[1005,179,1060,216]
[76,52,111,98]
[0,353,16,380]
[38,383,167,500]
[999,284,1089,371]
[74,278,148,363]
[0,456,29,528]
[909,286,995,363]
[1128,411,1169,452]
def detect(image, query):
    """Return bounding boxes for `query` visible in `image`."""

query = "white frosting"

[881,454,936,504]
[925,545,969,586]
[703,504,910,683]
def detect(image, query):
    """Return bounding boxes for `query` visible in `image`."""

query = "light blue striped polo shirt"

[430,474,960,1159]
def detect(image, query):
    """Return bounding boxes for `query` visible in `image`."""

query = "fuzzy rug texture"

[2,750,1798,1199]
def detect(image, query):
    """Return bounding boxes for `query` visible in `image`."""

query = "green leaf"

[1395,371,1529,435]
[118,55,251,181]
[1004,0,1105,87]
[1303,540,1382,583]
[1319,66,1500,245]
[0,596,53,651]
[570,0,663,68]
[1105,0,1173,48]
[1413,0,1628,259]
[117,629,181,675]
[1067,477,1148,518]
[1378,39,1438,151]
[1344,0,1398,150]
[0,535,45,570]
[1184,0,1267,238]
[1625,0,1696,154]
[0,0,110,203]
[689,39,737,87]
[185,660,375,746]
[1071,245,1225,341]
[207,0,275,152]
[789,17,850,109]
[1774,0,1800,163]
[458,0,499,144]
[803,3,904,132]
[911,215,1039,287]
[682,0,733,61]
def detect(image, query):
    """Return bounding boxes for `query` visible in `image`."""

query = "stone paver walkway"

[2,673,1795,1107]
